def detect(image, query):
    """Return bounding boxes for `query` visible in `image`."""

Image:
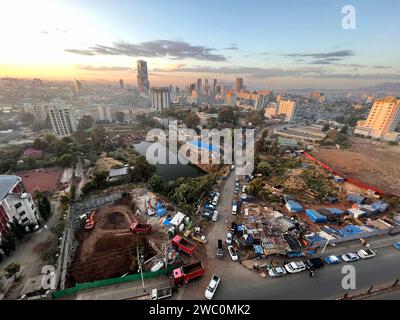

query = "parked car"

[305,257,324,270]
[212,210,219,222]
[201,211,213,220]
[341,252,359,262]
[204,203,215,210]
[227,245,238,261]
[216,239,224,259]
[324,255,341,265]
[357,249,376,259]
[268,266,287,278]
[226,232,233,244]
[284,261,306,273]
[394,242,400,250]
[232,204,237,215]
[205,274,221,300]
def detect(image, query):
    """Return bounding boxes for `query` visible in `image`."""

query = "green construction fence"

[52,265,176,299]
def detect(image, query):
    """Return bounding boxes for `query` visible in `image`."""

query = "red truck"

[171,235,196,256]
[172,261,205,287]
[130,222,152,235]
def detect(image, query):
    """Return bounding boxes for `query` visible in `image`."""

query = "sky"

[0,0,399,89]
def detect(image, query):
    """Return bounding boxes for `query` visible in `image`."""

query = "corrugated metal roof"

[0,175,20,200]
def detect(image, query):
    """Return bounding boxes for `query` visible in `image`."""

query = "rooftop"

[0,175,20,200]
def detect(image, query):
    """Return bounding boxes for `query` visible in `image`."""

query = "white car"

[284,261,306,273]
[205,274,221,300]
[268,266,287,278]
[341,252,360,262]
[232,204,237,215]
[212,210,219,222]
[357,249,376,259]
[226,232,233,244]
[227,245,238,261]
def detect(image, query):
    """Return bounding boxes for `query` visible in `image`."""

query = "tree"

[4,262,21,280]
[0,232,16,256]
[58,153,76,168]
[340,125,348,134]
[322,123,330,132]
[38,195,51,221]
[247,178,264,198]
[91,126,107,147]
[9,217,26,240]
[247,111,263,126]
[206,117,219,129]
[129,156,156,182]
[78,115,94,131]
[257,162,273,177]
[115,111,125,123]
[184,112,200,130]
[147,175,165,193]
[218,107,235,123]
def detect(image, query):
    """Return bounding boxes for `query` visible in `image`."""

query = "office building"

[151,87,171,111]
[234,78,244,92]
[137,60,150,94]
[355,96,400,141]
[197,79,203,96]
[48,99,77,137]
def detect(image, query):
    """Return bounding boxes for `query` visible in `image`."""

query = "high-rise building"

[278,100,297,122]
[97,106,112,122]
[197,79,203,96]
[48,99,77,137]
[72,79,82,93]
[254,94,268,111]
[224,90,236,105]
[119,79,124,88]
[213,79,217,95]
[355,96,400,141]
[203,79,209,96]
[137,60,150,94]
[234,78,244,92]
[151,87,171,111]
[23,103,48,123]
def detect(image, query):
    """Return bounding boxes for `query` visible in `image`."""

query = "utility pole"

[137,244,145,291]
[321,239,330,254]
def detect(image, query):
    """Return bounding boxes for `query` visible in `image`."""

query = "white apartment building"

[48,99,77,137]
[0,175,40,237]
[151,87,171,111]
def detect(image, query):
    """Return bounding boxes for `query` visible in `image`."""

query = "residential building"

[196,112,218,126]
[355,96,400,141]
[197,79,203,96]
[278,100,297,122]
[0,175,40,237]
[151,87,171,111]
[23,103,48,123]
[137,60,150,94]
[48,99,77,137]
[97,106,112,122]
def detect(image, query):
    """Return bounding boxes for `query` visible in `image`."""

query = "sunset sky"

[1,0,399,89]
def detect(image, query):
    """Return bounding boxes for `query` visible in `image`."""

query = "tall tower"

[137,60,150,94]
[197,79,203,96]
[234,78,244,92]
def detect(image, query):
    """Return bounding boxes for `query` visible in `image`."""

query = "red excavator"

[84,209,97,230]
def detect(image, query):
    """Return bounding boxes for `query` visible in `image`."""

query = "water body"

[133,141,204,181]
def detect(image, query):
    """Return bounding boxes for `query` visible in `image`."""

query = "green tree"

[257,161,273,177]
[147,175,165,193]
[9,217,26,240]
[4,262,21,280]
[58,153,76,168]
[247,178,264,198]
[91,126,107,147]
[206,117,219,129]
[115,111,125,123]
[0,232,16,256]
[38,195,51,221]
[218,107,235,123]
[129,156,156,182]
[78,115,94,131]
[184,112,200,129]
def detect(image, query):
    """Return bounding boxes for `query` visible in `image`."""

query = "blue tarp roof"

[188,139,218,152]
[338,225,363,237]
[253,245,263,255]
[156,202,167,217]
[326,208,345,216]
[347,194,365,204]
[306,209,327,223]
[287,200,304,212]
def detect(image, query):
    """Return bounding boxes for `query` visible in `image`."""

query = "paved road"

[179,168,400,300]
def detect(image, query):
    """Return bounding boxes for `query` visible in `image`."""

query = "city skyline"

[1,0,400,89]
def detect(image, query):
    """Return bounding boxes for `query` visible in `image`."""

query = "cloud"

[284,50,354,59]
[65,40,226,61]
[373,65,392,69]
[224,44,239,50]
[76,65,133,72]
[153,64,400,80]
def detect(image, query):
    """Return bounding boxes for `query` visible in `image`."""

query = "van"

[232,204,237,215]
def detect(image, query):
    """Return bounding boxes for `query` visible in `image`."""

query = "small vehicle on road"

[216,239,224,259]
[227,245,238,261]
[284,261,306,273]
[212,210,219,222]
[232,204,237,215]
[226,232,233,244]
[205,274,221,300]
[394,242,400,250]
[341,252,359,262]
[201,211,213,220]
[305,257,324,270]
[268,266,287,278]
[357,249,376,259]
[324,255,341,265]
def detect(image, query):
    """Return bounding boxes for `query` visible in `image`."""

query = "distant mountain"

[355,82,400,94]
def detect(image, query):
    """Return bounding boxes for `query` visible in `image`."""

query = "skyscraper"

[137,60,150,94]
[213,79,217,96]
[234,78,244,92]
[119,79,124,88]
[151,87,171,111]
[197,79,202,96]
[48,99,77,137]
[355,96,400,141]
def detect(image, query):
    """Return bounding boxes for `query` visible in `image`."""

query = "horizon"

[1,0,400,89]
